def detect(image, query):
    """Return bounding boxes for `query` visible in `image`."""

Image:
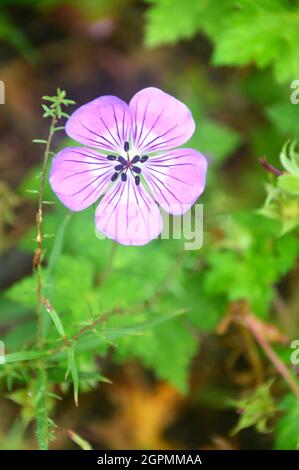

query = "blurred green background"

[0,0,299,450]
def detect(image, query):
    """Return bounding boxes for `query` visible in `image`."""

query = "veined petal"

[142,148,207,215]
[129,87,195,154]
[49,147,115,211]
[95,174,162,245]
[65,96,131,153]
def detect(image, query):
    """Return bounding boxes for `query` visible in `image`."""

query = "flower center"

[107,141,149,185]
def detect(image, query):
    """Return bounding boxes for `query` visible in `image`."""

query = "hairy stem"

[35,113,58,349]
[31,91,73,450]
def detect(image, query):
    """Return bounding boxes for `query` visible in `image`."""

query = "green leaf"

[35,368,52,450]
[191,119,241,165]
[41,213,72,338]
[203,213,299,317]
[25,189,39,195]
[0,298,31,322]
[212,0,299,83]
[5,350,49,364]
[5,274,36,308]
[145,0,231,47]
[46,213,72,277]
[267,103,299,141]
[113,313,197,393]
[52,309,186,359]
[44,302,66,339]
[42,96,57,102]
[0,11,39,62]
[279,140,299,176]
[66,342,79,407]
[49,254,95,328]
[146,0,299,83]
[275,395,299,450]
[230,381,276,435]
[68,430,92,450]
[278,174,299,195]
[18,163,55,202]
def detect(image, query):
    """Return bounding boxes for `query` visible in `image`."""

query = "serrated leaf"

[212,0,299,83]
[145,0,230,47]
[230,381,276,435]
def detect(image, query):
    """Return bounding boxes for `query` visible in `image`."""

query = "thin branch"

[259,156,283,176]
[220,301,299,400]
[31,90,74,450]
[34,112,58,349]
[243,315,299,400]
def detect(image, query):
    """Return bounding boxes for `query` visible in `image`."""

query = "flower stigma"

[107,141,148,185]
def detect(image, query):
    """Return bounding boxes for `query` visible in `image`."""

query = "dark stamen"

[124,141,129,152]
[111,172,119,181]
[115,164,124,171]
[118,156,127,165]
[131,155,140,164]
[132,166,141,174]
[135,175,140,186]
[140,155,149,163]
[121,172,127,182]
[107,155,116,160]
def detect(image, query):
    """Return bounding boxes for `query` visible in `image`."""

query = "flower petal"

[129,87,195,153]
[49,147,115,211]
[142,148,207,215]
[66,96,131,153]
[95,174,162,245]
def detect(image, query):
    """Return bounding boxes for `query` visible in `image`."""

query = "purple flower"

[49,87,207,245]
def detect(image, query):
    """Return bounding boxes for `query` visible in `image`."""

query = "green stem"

[33,93,65,450]
[35,114,58,349]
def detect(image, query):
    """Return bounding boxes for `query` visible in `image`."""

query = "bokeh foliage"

[0,0,299,450]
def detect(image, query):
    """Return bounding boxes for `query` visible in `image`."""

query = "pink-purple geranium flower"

[49,87,207,245]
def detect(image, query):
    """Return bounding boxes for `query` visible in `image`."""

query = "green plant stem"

[33,93,66,450]
[243,315,299,401]
[34,115,57,450]
[33,88,74,450]
[35,114,58,349]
